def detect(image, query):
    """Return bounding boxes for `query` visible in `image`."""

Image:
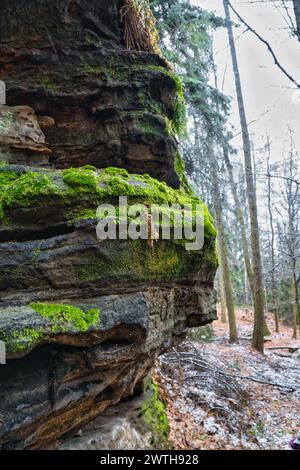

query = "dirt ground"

[155,307,300,450]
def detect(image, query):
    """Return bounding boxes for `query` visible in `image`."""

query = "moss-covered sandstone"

[0,0,218,450]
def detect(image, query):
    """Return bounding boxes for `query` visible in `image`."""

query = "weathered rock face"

[58,386,167,451]
[0,105,51,165]
[0,0,184,187]
[59,401,154,451]
[0,0,218,450]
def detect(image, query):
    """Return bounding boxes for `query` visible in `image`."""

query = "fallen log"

[265,346,300,353]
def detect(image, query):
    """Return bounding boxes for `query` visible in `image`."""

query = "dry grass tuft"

[120,0,161,54]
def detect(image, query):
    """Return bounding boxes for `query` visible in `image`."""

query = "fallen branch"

[186,371,297,393]
[173,349,299,393]
[265,346,300,352]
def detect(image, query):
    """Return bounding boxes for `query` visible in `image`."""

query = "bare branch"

[226,0,300,89]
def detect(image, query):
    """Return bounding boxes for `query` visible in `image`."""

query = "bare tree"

[226,0,300,88]
[209,134,238,343]
[224,0,267,352]
[265,137,280,333]
[283,151,300,338]
[273,136,300,338]
[292,0,300,40]
[223,146,254,299]
[217,259,228,324]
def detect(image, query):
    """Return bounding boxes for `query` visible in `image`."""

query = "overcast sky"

[191,0,300,165]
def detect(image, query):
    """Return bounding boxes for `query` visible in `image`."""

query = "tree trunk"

[244,260,250,305]
[223,146,254,295]
[293,0,300,41]
[220,276,227,324]
[266,140,279,333]
[224,0,266,353]
[286,147,300,338]
[217,243,227,324]
[210,138,238,343]
[291,272,299,339]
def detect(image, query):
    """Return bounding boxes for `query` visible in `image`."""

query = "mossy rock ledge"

[0,164,217,449]
[0,0,218,451]
[0,165,217,353]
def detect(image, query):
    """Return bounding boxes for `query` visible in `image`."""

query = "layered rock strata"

[0,0,186,187]
[0,0,218,450]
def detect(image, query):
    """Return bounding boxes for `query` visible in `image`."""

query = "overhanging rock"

[0,0,218,450]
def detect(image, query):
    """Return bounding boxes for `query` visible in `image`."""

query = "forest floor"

[155,308,300,450]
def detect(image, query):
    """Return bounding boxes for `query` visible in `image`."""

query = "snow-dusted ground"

[155,309,300,450]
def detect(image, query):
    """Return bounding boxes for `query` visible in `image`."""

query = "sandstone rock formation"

[58,383,168,451]
[0,105,51,165]
[0,0,185,187]
[0,0,218,450]
[58,393,156,451]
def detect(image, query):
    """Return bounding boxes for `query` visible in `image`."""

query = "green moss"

[0,152,10,165]
[0,167,99,216]
[249,421,265,439]
[30,303,100,333]
[0,166,217,251]
[82,65,129,82]
[73,208,97,222]
[32,248,41,260]
[168,72,187,138]
[82,65,105,75]
[78,240,152,283]
[138,121,164,138]
[40,77,58,91]
[134,112,175,140]
[62,167,99,192]
[175,153,194,194]
[133,110,167,139]
[145,243,181,279]
[76,238,216,284]
[101,167,129,178]
[137,92,164,117]
[137,65,187,137]
[0,169,20,188]
[0,303,100,354]
[0,171,61,208]
[82,61,187,138]
[100,169,190,206]
[81,165,97,172]
[141,379,170,448]
[0,328,45,353]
